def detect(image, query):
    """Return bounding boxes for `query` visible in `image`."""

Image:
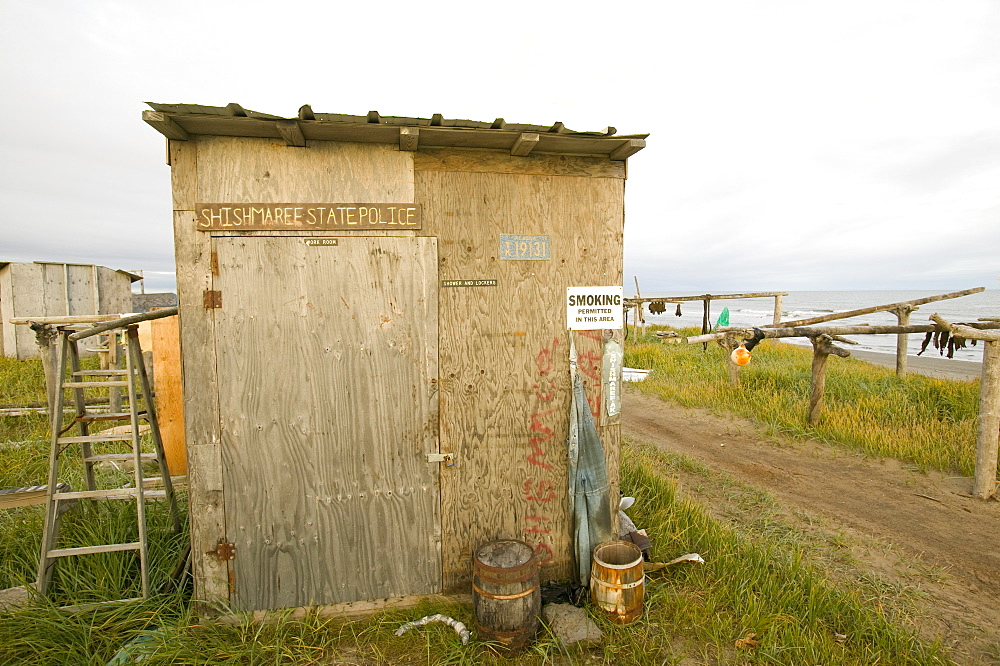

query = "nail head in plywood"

[399,127,419,151]
[510,132,540,157]
[142,110,189,141]
[276,120,306,147]
[610,138,646,161]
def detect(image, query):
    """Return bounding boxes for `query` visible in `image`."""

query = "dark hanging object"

[674,303,682,317]
[648,301,666,315]
[743,328,766,352]
[917,332,933,356]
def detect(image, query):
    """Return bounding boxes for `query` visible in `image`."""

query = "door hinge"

[211,541,236,561]
[204,290,222,309]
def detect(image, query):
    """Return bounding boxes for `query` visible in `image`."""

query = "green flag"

[714,307,730,330]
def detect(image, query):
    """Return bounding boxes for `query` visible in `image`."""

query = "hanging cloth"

[567,336,614,587]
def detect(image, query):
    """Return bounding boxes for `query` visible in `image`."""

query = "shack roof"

[143,102,647,161]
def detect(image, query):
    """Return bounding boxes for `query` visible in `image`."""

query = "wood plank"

[417,169,624,591]
[609,138,645,161]
[143,110,189,140]
[48,543,141,557]
[399,126,419,151]
[152,315,186,475]
[214,236,439,610]
[170,139,230,611]
[414,147,626,179]
[195,135,414,203]
[275,120,306,147]
[510,133,540,157]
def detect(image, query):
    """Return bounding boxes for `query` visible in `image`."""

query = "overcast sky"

[1,1,997,295]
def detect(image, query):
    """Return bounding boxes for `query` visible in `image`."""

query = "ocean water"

[635,290,999,363]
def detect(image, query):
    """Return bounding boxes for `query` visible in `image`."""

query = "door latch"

[425,452,455,466]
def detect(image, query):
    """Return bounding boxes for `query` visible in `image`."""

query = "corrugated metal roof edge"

[144,102,650,140]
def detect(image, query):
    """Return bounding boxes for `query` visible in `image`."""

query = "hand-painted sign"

[566,286,624,330]
[602,339,623,418]
[499,234,551,260]
[442,279,498,287]
[195,203,421,231]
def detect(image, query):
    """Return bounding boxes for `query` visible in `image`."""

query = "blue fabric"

[567,371,614,586]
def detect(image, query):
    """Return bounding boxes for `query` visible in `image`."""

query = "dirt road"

[622,388,1000,664]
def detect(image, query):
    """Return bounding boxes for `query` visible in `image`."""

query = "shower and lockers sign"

[566,286,624,330]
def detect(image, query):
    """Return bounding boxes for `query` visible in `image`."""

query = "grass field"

[0,345,960,665]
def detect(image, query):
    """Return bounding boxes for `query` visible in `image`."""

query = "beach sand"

[848,348,983,381]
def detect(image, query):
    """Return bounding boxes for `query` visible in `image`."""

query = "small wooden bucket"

[590,540,644,624]
[473,539,540,650]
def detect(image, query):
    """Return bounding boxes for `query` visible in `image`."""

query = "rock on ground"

[541,603,602,648]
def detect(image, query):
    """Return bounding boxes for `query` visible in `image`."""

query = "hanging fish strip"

[648,301,667,315]
[918,329,977,359]
[394,614,471,645]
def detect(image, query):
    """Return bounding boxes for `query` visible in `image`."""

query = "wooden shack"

[0,262,139,359]
[144,102,646,612]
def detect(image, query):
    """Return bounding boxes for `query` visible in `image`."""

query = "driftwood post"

[772,294,783,326]
[975,340,1000,499]
[722,333,742,388]
[28,323,59,419]
[633,276,646,337]
[931,314,1000,499]
[893,306,913,377]
[808,334,850,425]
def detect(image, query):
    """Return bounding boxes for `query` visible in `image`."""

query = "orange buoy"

[731,344,751,366]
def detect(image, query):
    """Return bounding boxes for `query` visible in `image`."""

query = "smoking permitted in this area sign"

[566,286,624,330]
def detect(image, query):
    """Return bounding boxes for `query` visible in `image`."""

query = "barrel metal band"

[591,577,644,590]
[472,583,538,600]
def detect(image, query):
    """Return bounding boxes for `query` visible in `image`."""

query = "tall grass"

[626,328,982,476]
[0,349,954,664]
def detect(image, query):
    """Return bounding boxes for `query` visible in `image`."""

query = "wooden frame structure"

[1,262,139,360]
[145,103,646,613]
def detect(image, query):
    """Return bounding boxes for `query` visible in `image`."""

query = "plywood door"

[213,236,440,610]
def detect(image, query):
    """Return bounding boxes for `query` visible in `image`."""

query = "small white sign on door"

[566,286,624,330]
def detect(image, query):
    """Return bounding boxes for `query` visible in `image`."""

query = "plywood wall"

[414,150,624,590]
[0,263,133,359]
[172,136,418,610]
[172,136,627,608]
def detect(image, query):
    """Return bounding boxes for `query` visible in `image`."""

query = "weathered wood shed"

[1,262,139,359]
[144,102,646,613]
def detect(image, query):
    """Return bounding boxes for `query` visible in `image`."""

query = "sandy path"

[622,388,1000,664]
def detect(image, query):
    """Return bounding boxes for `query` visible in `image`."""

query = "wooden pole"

[676,321,1000,346]
[808,335,851,425]
[701,299,711,351]
[633,276,646,337]
[893,306,912,377]
[973,340,1000,499]
[770,287,984,329]
[30,323,59,417]
[772,294,783,326]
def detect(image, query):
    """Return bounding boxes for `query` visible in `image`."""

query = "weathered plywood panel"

[414,148,626,179]
[8,263,45,359]
[152,314,186,476]
[415,168,624,591]
[1,266,15,357]
[213,236,439,610]
[170,139,230,610]
[195,136,414,203]
[64,264,97,316]
[96,267,133,315]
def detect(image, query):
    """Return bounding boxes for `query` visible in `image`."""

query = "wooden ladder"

[36,323,181,601]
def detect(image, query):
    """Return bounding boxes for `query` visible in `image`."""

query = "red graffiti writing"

[523,337,560,561]
[523,479,555,502]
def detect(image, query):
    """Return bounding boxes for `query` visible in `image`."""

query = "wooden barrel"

[472,539,540,650]
[590,540,644,624]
